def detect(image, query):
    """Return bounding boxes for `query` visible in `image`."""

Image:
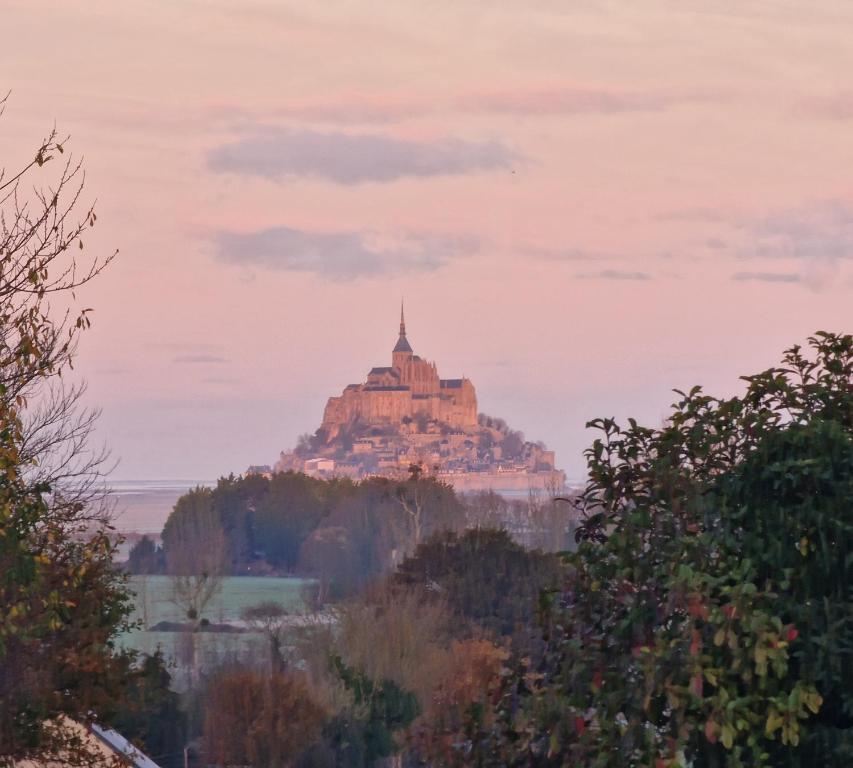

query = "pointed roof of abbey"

[392,301,413,353]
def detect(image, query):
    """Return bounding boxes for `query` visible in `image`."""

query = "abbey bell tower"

[391,301,413,370]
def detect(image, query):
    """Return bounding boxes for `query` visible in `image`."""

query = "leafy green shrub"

[457,332,853,767]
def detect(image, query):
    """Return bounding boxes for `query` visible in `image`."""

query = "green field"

[127,575,310,626]
[122,576,313,673]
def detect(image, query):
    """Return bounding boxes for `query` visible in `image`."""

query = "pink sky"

[2,0,852,481]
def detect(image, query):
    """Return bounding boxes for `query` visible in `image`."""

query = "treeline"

[129,471,471,596]
[127,527,564,768]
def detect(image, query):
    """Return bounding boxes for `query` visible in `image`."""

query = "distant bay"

[109,479,215,534]
[106,478,578,537]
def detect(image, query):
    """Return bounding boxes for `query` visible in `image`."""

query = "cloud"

[655,207,731,222]
[527,246,614,262]
[173,354,228,364]
[732,201,852,291]
[739,201,853,262]
[243,85,716,125]
[801,91,853,121]
[731,271,800,283]
[575,269,651,281]
[457,86,712,116]
[207,128,517,184]
[213,226,476,280]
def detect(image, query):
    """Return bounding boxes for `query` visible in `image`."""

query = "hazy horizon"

[3,1,852,481]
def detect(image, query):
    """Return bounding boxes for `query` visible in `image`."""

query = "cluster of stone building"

[273,306,565,491]
[319,305,477,439]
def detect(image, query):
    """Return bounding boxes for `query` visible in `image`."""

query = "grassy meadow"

[122,576,313,679]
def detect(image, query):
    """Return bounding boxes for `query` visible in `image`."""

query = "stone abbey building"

[271,304,565,490]
[320,305,478,441]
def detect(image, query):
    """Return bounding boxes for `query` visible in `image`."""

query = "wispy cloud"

[575,269,651,281]
[173,354,228,364]
[245,85,717,125]
[731,271,800,283]
[458,86,714,116]
[738,201,853,262]
[207,128,517,184]
[732,201,852,291]
[213,226,476,280]
[655,207,731,222]
[527,246,614,262]
[800,91,853,121]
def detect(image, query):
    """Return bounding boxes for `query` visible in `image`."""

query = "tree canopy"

[449,332,853,767]
[395,528,563,643]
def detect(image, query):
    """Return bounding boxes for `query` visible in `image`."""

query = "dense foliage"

[203,668,326,767]
[395,528,563,644]
[448,332,853,767]
[110,651,187,768]
[331,656,420,765]
[126,534,164,574]
[149,472,465,595]
[0,466,133,761]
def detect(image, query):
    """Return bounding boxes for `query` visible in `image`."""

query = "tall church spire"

[393,301,413,356]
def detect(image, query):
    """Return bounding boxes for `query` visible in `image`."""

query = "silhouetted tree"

[242,601,290,673]
[162,487,227,623]
[212,472,268,568]
[254,471,331,570]
[127,535,163,575]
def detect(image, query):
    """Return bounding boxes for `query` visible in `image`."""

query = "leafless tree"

[0,93,117,532]
[0,94,126,763]
[242,601,290,673]
[20,381,115,526]
[165,504,227,684]
[166,510,227,624]
[463,489,508,529]
[395,481,426,554]
[524,479,580,552]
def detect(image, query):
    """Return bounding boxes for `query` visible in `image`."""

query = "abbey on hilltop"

[320,304,478,441]
[273,305,565,492]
